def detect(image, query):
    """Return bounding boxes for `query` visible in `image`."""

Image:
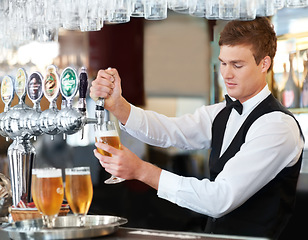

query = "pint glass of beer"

[65,166,93,226]
[31,168,43,214]
[33,168,64,228]
[94,121,125,184]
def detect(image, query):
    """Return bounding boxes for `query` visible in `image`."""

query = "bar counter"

[0,226,268,240]
[100,227,268,240]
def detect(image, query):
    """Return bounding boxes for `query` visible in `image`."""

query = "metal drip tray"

[1,215,128,240]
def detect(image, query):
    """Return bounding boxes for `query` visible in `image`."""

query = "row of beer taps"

[0,65,104,207]
[0,65,100,143]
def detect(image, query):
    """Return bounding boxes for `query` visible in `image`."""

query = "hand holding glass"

[94,121,125,184]
[65,166,93,226]
[32,168,64,228]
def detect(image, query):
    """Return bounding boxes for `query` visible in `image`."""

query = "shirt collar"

[227,85,271,116]
[241,85,271,115]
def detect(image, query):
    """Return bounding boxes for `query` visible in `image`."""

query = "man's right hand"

[90,68,131,125]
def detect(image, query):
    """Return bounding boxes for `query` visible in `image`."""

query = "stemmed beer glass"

[31,169,43,215]
[65,166,93,227]
[94,121,125,184]
[32,168,64,228]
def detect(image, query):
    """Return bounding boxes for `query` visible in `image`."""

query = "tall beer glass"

[34,168,64,228]
[65,166,93,226]
[31,169,43,214]
[94,121,125,184]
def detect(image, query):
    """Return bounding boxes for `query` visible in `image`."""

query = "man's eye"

[234,65,243,68]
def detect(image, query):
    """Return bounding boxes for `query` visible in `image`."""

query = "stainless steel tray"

[1,215,127,240]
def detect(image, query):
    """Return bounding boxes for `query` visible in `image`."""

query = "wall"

[144,12,211,103]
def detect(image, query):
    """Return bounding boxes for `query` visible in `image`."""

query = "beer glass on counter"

[31,169,43,214]
[65,166,93,226]
[94,121,125,184]
[32,168,64,228]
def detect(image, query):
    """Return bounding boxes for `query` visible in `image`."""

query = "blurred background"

[0,1,308,239]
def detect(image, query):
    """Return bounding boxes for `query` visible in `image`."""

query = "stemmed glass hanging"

[1,0,308,54]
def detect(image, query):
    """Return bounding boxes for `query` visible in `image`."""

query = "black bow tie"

[225,95,243,115]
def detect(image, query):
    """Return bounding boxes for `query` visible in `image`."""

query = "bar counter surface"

[0,226,268,240]
[100,227,269,240]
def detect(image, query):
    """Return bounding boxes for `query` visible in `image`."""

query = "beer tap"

[39,65,60,140]
[59,96,68,140]
[26,71,44,140]
[95,67,112,125]
[78,66,89,139]
[57,66,96,138]
[0,75,14,141]
[3,68,32,140]
[4,69,36,206]
[57,66,79,138]
[0,65,100,209]
[95,98,105,124]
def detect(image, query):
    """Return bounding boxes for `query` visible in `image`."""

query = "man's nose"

[222,66,234,79]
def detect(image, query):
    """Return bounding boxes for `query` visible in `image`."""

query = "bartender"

[90,17,304,240]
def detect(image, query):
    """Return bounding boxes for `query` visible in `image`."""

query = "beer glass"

[144,0,167,20]
[219,0,240,20]
[131,0,145,17]
[65,166,93,226]
[189,0,206,17]
[107,0,131,24]
[31,168,43,214]
[94,121,125,184]
[239,0,256,20]
[286,0,308,8]
[206,0,219,19]
[33,168,64,228]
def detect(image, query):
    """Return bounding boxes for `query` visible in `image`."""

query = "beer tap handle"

[79,67,88,113]
[1,75,15,141]
[95,98,105,125]
[95,67,112,125]
[16,68,28,105]
[79,67,89,140]
[40,65,61,137]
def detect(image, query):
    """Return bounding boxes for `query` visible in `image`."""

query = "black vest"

[205,94,303,240]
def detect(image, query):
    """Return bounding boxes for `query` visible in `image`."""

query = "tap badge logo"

[1,76,14,104]
[45,67,58,98]
[16,68,26,98]
[61,68,77,98]
[28,72,43,102]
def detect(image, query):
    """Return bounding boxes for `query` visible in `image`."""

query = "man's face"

[218,44,268,103]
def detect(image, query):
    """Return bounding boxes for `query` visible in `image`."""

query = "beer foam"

[95,129,118,138]
[66,171,90,176]
[65,167,90,175]
[36,168,62,178]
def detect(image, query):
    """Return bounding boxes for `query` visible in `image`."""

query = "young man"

[90,17,304,239]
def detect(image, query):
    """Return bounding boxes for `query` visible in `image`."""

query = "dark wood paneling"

[89,18,145,106]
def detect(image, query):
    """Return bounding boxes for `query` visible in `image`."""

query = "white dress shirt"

[121,85,304,218]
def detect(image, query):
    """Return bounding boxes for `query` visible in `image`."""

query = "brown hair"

[219,17,277,71]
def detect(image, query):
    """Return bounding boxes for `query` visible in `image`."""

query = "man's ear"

[261,56,271,73]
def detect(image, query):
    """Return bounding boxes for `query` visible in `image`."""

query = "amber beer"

[94,121,125,184]
[65,167,93,216]
[31,169,42,213]
[35,169,64,218]
[95,129,121,156]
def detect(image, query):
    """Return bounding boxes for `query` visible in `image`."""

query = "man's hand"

[90,68,131,125]
[94,142,162,190]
